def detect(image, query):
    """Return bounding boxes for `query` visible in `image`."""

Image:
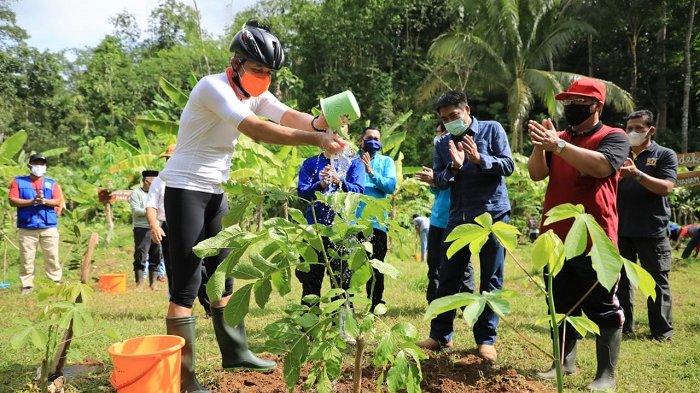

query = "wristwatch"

[555,139,567,154]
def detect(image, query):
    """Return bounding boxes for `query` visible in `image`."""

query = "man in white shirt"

[160,21,346,392]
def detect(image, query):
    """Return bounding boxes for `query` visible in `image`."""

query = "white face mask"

[30,165,47,177]
[627,131,648,147]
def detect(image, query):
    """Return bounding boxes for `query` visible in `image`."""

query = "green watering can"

[320,90,361,132]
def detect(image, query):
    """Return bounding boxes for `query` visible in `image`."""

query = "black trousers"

[164,187,233,309]
[295,236,351,306]
[547,255,624,343]
[133,227,160,274]
[618,236,673,338]
[364,228,388,309]
[426,225,445,303]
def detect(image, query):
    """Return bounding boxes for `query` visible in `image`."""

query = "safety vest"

[541,124,625,244]
[15,176,58,229]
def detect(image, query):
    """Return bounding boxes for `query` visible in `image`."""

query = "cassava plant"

[425,203,657,392]
[194,189,426,393]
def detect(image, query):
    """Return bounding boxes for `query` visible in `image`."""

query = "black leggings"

[165,187,233,308]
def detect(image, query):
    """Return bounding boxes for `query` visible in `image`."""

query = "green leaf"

[316,367,332,393]
[284,337,309,388]
[473,212,493,229]
[374,331,396,366]
[623,258,657,301]
[271,268,291,296]
[348,248,366,270]
[341,308,360,338]
[42,147,68,158]
[193,225,244,258]
[461,297,487,326]
[0,130,27,160]
[445,224,490,259]
[482,290,512,317]
[373,303,388,316]
[295,313,320,329]
[349,263,373,292]
[564,215,588,259]
[223,283,253,328]
[135,117,179,136]
[254,279,273,309]
[532,230,565,276]
[584,215,623,290]
[229,262,264,280]
[321,298,346,314]
[386,351,409,392]
[288,208,307,225]
[391,321,418,341]
[159,77,189,108]
[566,315,600,337]
[370,259,399,279]
[491,221,520,252]
[206,257,231,303]
[543,203,585,226]
[424,292,480,320]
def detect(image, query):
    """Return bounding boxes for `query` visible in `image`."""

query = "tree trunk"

[656,0,668,132]
[587,34,594,76]
[629,35,639,101]
[105,203,114,245]
[681,0,696,153]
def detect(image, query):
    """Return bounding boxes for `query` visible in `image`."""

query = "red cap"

[555,77,606,103]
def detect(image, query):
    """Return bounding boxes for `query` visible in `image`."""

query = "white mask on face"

[30,165,47,177]
[627,131,648,147]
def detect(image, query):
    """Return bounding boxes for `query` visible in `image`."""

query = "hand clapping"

[528,118,561,152]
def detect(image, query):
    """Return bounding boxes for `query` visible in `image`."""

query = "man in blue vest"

[8,153,64,295]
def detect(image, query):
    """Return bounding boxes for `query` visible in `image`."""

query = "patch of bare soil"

[209,351,554,392]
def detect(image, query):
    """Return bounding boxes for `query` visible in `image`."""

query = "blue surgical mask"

[363,139,382,154]
[444,118,468,135]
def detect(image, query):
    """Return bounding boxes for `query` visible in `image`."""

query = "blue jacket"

[14,176,58,229]
[433,117,513,228]
[297,154,364,225]
[356,153,397,232]
[429,187,451,229]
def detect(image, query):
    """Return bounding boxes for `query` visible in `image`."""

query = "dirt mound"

[209,352,554,392]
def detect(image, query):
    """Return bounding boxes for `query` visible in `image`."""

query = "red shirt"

[541,124,626,243]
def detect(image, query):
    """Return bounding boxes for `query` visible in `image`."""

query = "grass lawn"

[0,222,698,392]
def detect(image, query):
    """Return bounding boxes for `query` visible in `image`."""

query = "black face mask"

[563,104,594,127]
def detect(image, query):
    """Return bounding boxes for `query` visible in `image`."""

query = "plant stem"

[352,335,365,393]
[499,316,553,360]
[505,248,547,295]
[547,271,564,393]
[564,281,598,318]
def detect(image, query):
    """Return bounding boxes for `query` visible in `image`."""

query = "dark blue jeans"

[429,214,508,345]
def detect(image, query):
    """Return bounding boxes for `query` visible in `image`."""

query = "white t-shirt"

[145,176,166,222]
[160,72,290,193]
[413,216,430,231]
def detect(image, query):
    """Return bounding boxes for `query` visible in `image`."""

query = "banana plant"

[426,203,656,392]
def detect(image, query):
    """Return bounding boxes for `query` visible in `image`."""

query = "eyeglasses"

[560,98,597,106]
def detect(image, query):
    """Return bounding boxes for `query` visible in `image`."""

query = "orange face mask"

[227,65,271,97]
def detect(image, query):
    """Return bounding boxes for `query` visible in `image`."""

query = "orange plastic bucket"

[99,273,126,293]
[108,335,185,393]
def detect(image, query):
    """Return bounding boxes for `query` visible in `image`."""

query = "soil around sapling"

[209,351,554,392]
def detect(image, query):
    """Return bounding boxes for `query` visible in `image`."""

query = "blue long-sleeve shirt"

[297,154,364,225]
[433,117,514,228]
[356,152,396,232]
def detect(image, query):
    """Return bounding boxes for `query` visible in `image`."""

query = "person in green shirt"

[129,170,161,288]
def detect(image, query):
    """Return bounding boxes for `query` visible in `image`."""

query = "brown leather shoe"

[417,337,453,351]
[478,344,497,363]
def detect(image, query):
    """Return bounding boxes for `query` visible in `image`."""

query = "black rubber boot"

[537,337,578,379]
[588,327,621,391]
[149,270,158,289]
[166,316,208,393]
[211,307,276,371]
[134,269,144,286]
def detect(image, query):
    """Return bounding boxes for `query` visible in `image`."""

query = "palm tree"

[423,0,634,152]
